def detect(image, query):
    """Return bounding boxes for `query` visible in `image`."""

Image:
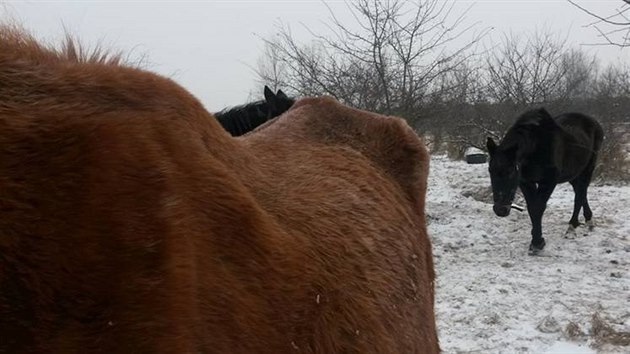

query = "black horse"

[214,86,295,136]
[486,108,604,255]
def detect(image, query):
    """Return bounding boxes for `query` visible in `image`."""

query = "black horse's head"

[214,86,295,136]
[486,107,554,217]
[487,137,519,217]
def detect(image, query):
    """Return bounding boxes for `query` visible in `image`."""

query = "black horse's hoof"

[564,225,577,239]
[528,239,546,256]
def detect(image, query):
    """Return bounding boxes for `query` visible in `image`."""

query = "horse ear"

[264,86,282,114]
[276,89,295,110]
[521,107,553,127]
[264,86,275,102]
[276,89,289,100]
[486,137,497,154]
[538,107,552,119]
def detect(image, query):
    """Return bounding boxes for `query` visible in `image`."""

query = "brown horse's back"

[234,96,437,353]
[0,25,437,353]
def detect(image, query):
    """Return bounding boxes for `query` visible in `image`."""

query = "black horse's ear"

[537,107,556,126]
[521,107,553,127]
[264,85,282,114]
[538,107,552,119]
[486,137,497,154]
[264,85,275,102]
[276,89,289,100]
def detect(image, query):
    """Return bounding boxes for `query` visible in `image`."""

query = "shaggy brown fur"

[0,25,438,353]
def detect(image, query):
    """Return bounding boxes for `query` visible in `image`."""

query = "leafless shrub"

[594,63,630,98]
[446,140,466,160]
[594,123,630,183]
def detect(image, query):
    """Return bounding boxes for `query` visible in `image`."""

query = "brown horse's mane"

[0,24,123,65]
[0,24,216,125]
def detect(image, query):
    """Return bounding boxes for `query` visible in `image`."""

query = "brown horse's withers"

[0,25,438,353]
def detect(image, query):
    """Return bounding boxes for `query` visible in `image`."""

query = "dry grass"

[590,313,630,348]
[561,313,630,349]
[564,321,585,340]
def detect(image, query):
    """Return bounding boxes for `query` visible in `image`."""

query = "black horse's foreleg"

[520,182,543,249]
[521,181,556,253]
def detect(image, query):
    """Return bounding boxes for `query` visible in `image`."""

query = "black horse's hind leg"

[584,160,596,228]
[568,180,586,229]
[568,156,596,231]
[583,196,594,230]
[521,181,556,254]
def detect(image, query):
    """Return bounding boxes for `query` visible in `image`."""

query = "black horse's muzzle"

[493,204,511,217]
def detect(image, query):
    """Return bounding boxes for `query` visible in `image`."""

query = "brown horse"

[0,25,438,353]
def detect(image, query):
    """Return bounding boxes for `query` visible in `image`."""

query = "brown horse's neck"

[0,25,231,146]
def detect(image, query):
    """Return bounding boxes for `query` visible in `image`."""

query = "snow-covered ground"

[427,155,630,354]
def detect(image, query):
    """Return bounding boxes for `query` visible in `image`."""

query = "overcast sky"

[3,1,629,111]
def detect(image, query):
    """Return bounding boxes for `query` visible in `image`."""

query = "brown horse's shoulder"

[275,96,429,210]
[374,114,430,209]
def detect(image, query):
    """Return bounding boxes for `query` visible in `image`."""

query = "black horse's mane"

[214,100,269,137]
[215,99,268,118]
[214,86,295,137]
[498,108,557,154]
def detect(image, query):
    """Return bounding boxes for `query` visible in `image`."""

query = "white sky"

[2,1,629,111]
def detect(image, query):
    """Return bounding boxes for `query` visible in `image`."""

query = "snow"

[427,155,630,354]
[544,342,595,354]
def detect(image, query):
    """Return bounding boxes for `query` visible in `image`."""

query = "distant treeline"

[255,0,629,181]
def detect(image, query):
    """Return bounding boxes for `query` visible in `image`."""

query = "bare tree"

[594,62,630,98]
[257,0,489,123]
[568,0,630,47]
[256,41,289,91]
[485,30,570,105]
[558,48,598,100]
